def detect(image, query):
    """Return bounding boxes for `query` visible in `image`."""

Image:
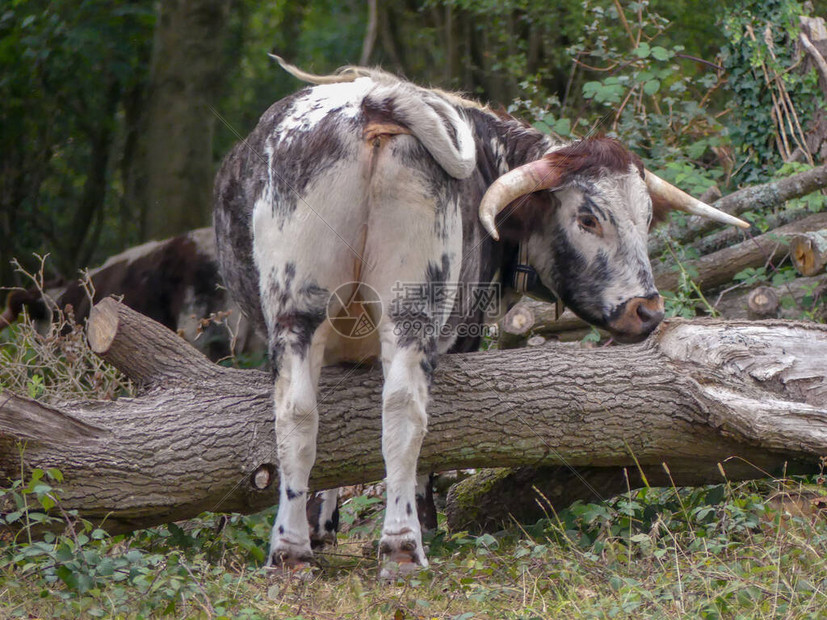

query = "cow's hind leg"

[376,323,435,577]
[362,133,462,576]
[265,292,332,569]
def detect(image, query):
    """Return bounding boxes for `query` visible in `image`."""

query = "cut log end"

[85,297,222,387]
[503,304,535,335]
[747,287,780,319]
[526,335,546,347]
[790,231,827,276]
[86,298,120,355]
[252,463,276,490]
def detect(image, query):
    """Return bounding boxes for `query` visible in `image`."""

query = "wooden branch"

[800,31,827,86]
[790,230,827,276]
[359,0,378,65]
[1,299,826,534]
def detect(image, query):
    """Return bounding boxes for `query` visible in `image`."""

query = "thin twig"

[612,0,636,46]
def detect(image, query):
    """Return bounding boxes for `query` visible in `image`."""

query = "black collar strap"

[512,243,565,318]
[512,242,537,293]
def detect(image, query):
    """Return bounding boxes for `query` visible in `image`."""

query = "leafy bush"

[0,258,133,402]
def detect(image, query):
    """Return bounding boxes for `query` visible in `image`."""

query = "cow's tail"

[270,54,379,84]
[272,54,477,180]
[369,84,476,179]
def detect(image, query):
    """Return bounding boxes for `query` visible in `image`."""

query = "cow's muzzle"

[606,294,664,344]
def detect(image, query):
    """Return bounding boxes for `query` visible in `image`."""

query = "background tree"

[122,0,234,241]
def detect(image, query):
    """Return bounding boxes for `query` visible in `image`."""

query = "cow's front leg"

[378,334,433,578]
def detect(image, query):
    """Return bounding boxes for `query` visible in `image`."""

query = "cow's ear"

[493,192,554,242]
[649,193,672,231]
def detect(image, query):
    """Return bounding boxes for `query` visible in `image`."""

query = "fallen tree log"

[653,211,827,293]
[691,205,819,257]
[497,299,582,347]
[1,299,826,535]
[444,464,741,534]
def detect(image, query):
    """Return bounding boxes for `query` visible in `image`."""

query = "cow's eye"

[578,214,600,232]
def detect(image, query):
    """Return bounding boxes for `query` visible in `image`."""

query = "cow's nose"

[607,294,664,343]
[632,296,664,332]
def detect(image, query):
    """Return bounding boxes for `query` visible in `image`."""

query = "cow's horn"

[644,170,750,229]
[479,159,560,240]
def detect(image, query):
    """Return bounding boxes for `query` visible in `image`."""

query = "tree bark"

[125,0,232,242]
[1,299,826,534]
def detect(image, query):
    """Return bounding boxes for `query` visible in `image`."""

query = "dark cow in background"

[1,285,58,332]
[1,228,265,362]
[214,57,747,577]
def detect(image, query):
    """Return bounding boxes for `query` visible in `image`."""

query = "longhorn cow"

[213,58,747,577]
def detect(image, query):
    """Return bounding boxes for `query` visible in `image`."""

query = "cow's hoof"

[309,530,337,549]
[378,530,428,580]
[267,540,314,572]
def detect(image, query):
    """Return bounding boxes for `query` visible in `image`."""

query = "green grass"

[1,473,827,619]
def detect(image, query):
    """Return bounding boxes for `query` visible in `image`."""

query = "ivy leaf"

[55,544,75,562]
[582,80,601,99]
[56,564,78,590]
[97,558,115,577]
[4,510,22,523]
[40,494,55,511]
